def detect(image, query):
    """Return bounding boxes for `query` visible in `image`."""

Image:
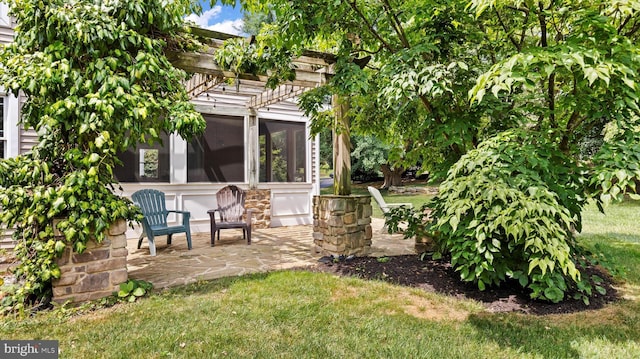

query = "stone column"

[52,219,128,304]
[245,189,271,229]
[313,194,372,256]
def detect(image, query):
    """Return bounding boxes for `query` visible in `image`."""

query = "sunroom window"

[259,120,306,182]
[114,132,170,182]
[188,114,245,182]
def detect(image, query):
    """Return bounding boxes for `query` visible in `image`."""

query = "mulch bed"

[311,254,619,315]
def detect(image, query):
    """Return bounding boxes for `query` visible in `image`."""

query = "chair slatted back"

[132,189,168,227]
[367,186,388,213]
[216,185,246,222]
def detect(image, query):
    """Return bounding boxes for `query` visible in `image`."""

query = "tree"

[240,6,275,36]
[394,0,640,301]
[219,0,640,301]
[215,0,490,195]
[0,0,205,312]
[432,0,640,301]
[350,134,404,188]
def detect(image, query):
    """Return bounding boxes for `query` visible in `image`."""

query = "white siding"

[0,3,13,45]
[18,95,35,154]
[119,182,314,238]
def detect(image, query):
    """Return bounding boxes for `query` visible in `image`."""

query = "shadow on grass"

[159,271,273,297]
[467,299,640,358]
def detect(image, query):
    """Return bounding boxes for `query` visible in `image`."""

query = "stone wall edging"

[52,219,128,304]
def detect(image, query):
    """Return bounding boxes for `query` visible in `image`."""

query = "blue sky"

[185,1,245,36]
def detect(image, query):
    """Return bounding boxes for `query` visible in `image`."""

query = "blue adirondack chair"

[132,189,193,256]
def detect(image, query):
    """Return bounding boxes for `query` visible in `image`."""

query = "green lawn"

[322,182,435,218]
[2,191,640,358]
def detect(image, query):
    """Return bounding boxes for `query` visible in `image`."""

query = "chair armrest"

[246,208,255,226]
[168,210,191,226]
[207,209,219,224]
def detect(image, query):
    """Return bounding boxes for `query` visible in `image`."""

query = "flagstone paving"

[127,218,415,289]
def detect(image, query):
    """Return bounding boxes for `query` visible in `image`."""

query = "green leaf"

[54,241,65,252]
[584,67,598,85]
[449,216,460,232]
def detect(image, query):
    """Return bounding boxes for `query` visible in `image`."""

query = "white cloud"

[207,19,245,36]
[184,6,223,28]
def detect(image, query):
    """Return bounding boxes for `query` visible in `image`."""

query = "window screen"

[188,114,245,182]
[114,132,170,182]
[259,120,306,182]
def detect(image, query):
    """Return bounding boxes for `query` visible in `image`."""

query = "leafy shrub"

[422,130,594,302]
[589,129,640,208]
[116,279,154,303]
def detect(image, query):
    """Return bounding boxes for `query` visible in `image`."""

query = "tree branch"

[495,8,521,51]
[536,2,556,130]
[538,1,548,47]
[548,74,556,128]
[518,11,530,49]
[623,18,640,37]
[617,15,631,35]
[561,76,580,152]
[347,1,396,53]
[353,45,384,56]
[381,0,411,49]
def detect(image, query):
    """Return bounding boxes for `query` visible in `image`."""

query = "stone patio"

[127,218,415,289]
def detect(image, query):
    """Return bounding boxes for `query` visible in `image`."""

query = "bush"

[423,130,594,302]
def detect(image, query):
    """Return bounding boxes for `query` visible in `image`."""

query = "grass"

[321,181,435,218]
[2,190,640,358]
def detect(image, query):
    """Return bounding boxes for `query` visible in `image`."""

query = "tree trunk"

[333,94,351,195]
[380,164,403,189]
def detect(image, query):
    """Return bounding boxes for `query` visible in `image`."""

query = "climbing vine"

[0,0,205,314]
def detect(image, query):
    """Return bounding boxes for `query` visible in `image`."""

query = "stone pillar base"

[312,195,372,257]
[53,219,128,304]
[415,236,436,253]
[246,189,271,229]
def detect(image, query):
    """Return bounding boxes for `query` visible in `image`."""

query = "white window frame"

[1,92,22,159]
[0,3,9,27]
[0,96,5,158]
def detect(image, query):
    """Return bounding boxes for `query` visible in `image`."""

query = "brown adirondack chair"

[208,185,254,246]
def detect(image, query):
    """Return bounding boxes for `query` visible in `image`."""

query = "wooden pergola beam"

[184,73,226,99]
[172,28,336,107]
[169,51,329,91]
[189,27,337,66]
[247,84,308,109]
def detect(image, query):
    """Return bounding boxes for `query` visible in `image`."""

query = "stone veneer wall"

[245,189,271,229]
[312,195,372,256]
[52,219,128,304]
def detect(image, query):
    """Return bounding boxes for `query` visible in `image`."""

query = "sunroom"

[113,29,335,237]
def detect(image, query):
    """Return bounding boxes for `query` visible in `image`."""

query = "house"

[0,18,333,244]
[113,28,333,237]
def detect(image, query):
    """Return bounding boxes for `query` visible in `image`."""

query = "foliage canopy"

[219,0,640,301]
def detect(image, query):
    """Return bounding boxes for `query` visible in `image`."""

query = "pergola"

[166,27,348,191]
[169,28,335,105]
